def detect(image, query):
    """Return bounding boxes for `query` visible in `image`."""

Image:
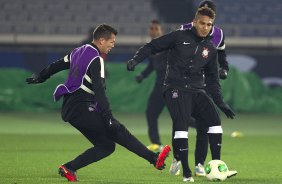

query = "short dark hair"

[93,24,118,41]
[195,6,216,20]
[198,0,216,13]
[151,20,160,25]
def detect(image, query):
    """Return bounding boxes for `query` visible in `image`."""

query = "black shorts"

[63,101,115,148]
[164,89,221,132]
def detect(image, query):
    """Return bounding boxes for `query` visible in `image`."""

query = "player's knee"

[107,119,122,133]
[109,122,132,140]
[145,109,156,118]
[173,131,188,139]
[146,112,161,124]
[103,142,116,155]
[108,142,116,153]
[207,126,223,134]
[197,127,208,135]
[196,131,208,141]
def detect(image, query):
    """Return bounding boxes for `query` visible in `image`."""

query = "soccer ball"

[205,160,228,181]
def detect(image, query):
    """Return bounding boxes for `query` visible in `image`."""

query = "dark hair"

[151,19,160,25]
[198,0,216,13]
[93,24,118,41]
[195,6,216,19]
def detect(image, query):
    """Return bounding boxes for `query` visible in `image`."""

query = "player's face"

[193,15,214,37]
[149,24,162,39]
[101,34,116,54]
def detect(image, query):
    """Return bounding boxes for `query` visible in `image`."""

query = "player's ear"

[99,38,106,44]
[192,19,197,25]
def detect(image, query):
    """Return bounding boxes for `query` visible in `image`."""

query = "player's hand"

[26,74,45,84]
[135,74,143,83]
[127,59,138,71]
[219,68,228,80]
[219,103,235,119]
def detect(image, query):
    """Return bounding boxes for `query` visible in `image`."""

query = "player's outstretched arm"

[217,33,229,80]
[135,60,154,83]
[205,54,235,119]
[26,55,70,84]
[127,59,139,71]
[26,73,47,84]
[217,103,235,119]
[127,31,178,71]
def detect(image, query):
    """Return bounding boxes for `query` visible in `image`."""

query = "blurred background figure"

[135,20,168,152]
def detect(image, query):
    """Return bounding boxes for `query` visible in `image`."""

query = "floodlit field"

[0,112,281,184]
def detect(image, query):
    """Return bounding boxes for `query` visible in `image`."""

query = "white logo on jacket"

[202,47,209,58]
[172,89,179,99]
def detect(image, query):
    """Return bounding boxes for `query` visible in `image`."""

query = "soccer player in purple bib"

[26,24,171,182]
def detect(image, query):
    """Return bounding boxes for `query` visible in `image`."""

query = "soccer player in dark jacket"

[170,0,234,177]
[127,8,237,182]
[26,24,170,182]
[180,0,229,80]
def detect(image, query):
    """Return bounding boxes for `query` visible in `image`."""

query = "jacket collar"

[90,42,102,55]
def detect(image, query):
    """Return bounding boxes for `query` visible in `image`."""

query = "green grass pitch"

[0,112,282,183]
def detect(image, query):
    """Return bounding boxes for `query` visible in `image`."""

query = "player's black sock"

[112,123,157,164]
[65,144,115,171]
[208,133,222,160]
[171,136,181,161]
[195,128,208,165]
[173,138,192,178]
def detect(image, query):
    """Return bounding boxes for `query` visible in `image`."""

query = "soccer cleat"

[227,170,237,178]
[147,144,163,152]
[183,177,195,182]
[58,165,78,182]
[155,145,171,170]
[169,158,181,175]
[195,163,206,177]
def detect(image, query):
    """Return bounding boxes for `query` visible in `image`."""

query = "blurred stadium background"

[0,0,282,112]
[0,0,282,183]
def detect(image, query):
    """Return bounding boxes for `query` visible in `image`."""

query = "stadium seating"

[0,0,157,35]
[0,0,281,37]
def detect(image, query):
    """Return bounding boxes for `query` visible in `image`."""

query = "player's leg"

[59,134,115,182]
[169,116,208,177]
[194,118,209,176]
[195,123,208,166]
[193,92,222,160]
[165,89,194,182]
[169,121,182,176]
[169,117,196,176]
[63,126,116,171]
[59,108,116,181]
[193,92,237,178]
[106,118,170,170]
[146,82,165,151]
[187,116,208,167]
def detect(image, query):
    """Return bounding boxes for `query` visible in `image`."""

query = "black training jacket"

[132,27,224,106]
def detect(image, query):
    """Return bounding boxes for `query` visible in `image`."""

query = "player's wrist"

[127,59,138,71]
[219,68,228,79]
